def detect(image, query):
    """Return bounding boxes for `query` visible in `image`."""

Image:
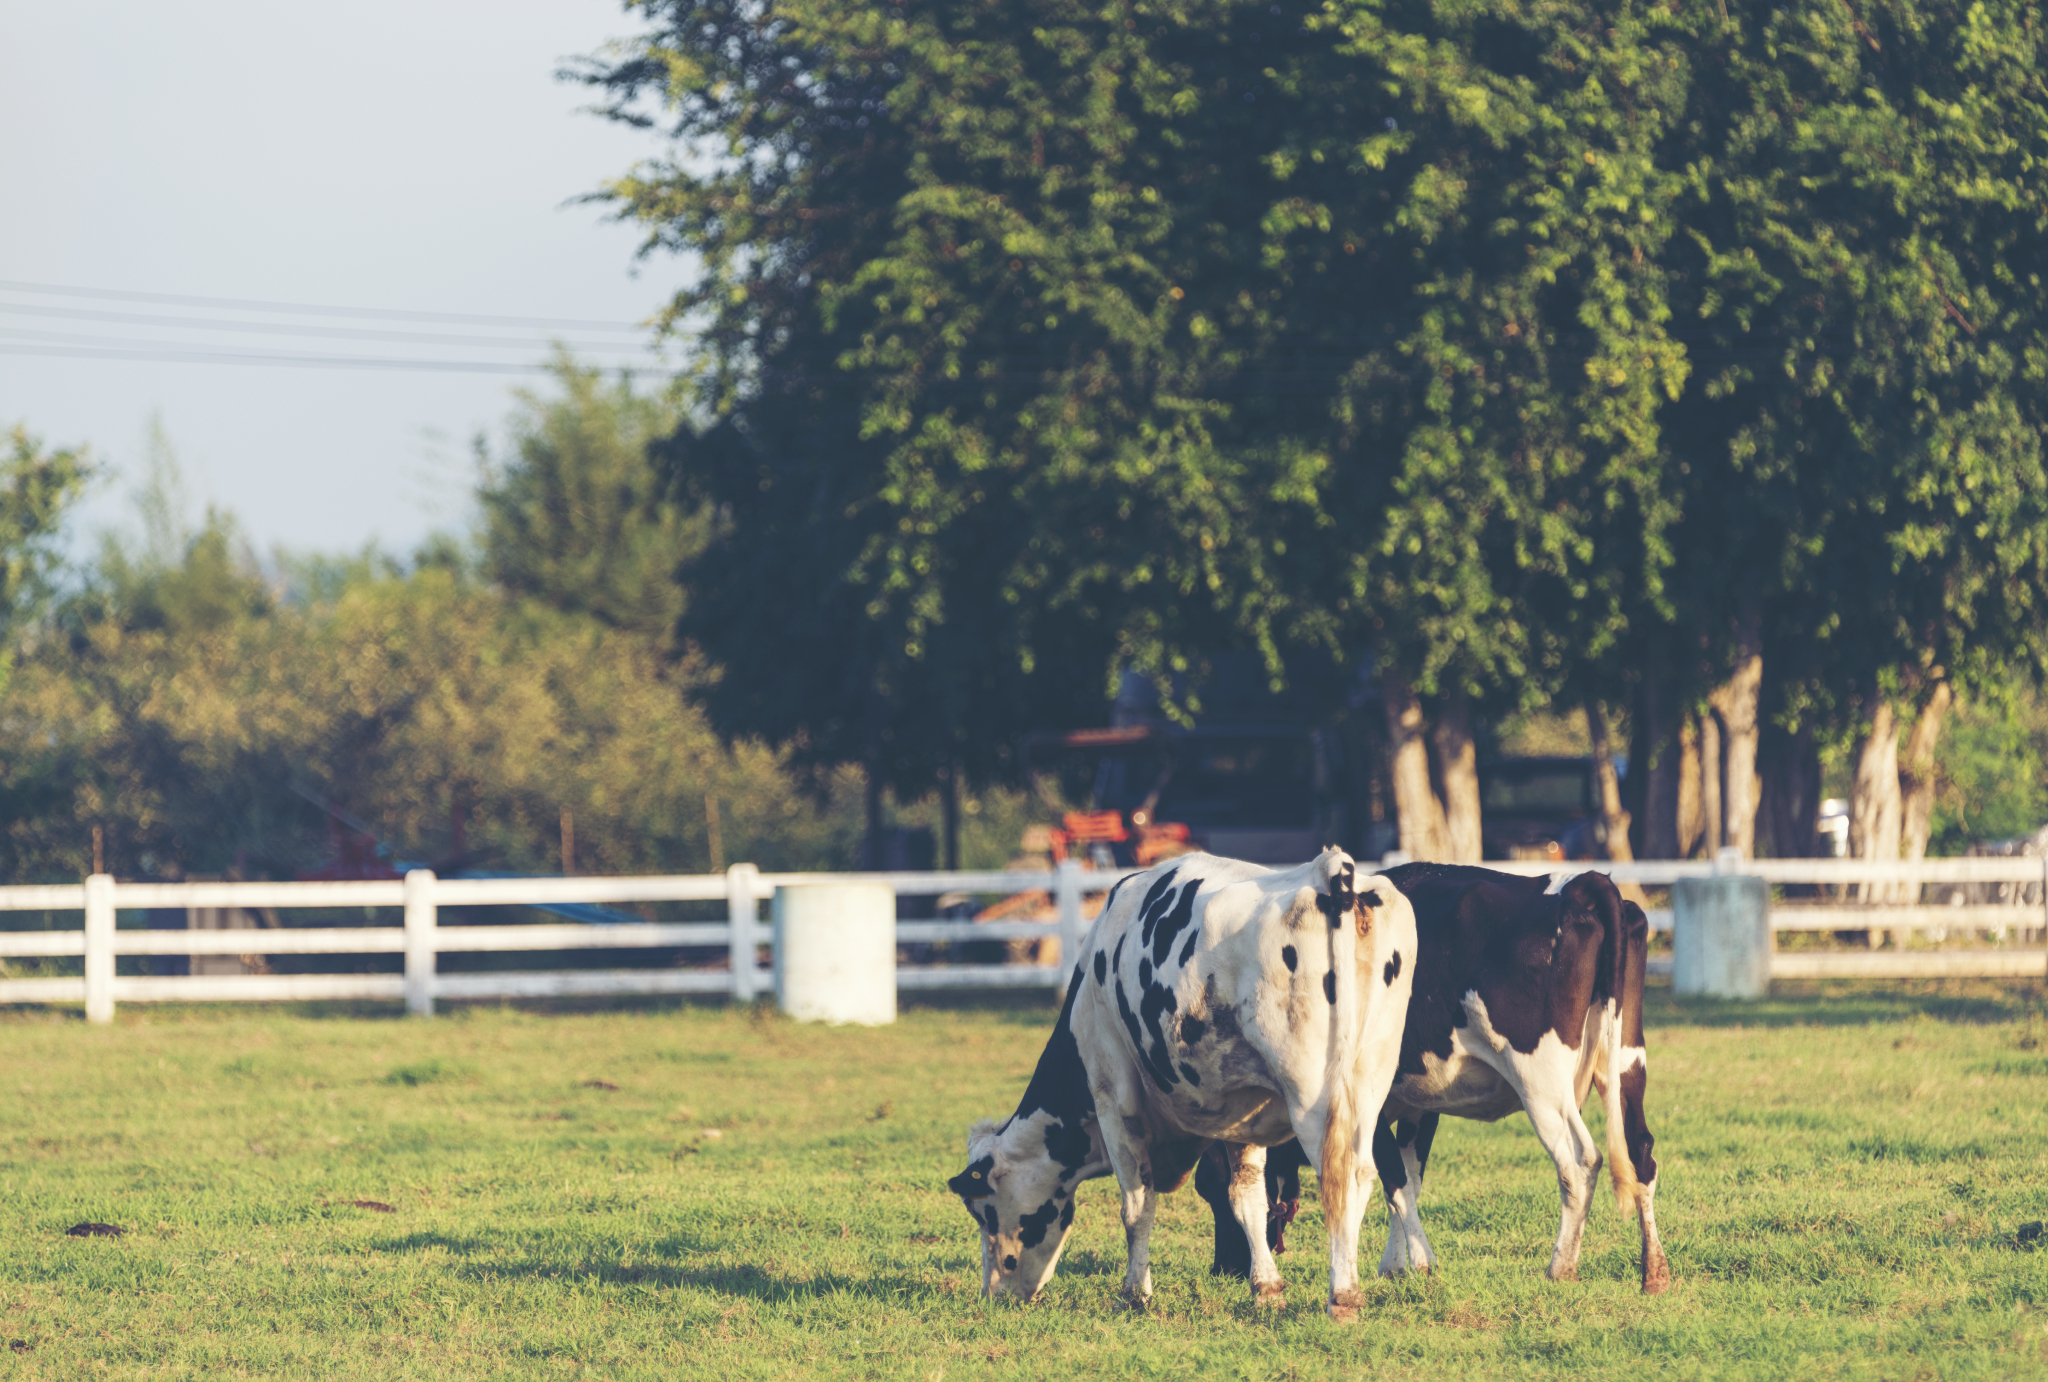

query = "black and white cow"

[1203,864,1670,1293]
[947,849,1416,1319]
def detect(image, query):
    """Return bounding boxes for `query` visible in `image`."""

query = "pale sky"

[0,0,690,559]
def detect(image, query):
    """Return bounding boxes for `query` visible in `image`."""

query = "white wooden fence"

[0,853,2042,1023]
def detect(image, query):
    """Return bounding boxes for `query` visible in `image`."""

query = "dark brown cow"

[1206,865,1669,1293]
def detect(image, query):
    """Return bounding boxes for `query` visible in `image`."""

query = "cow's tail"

[1600,897,1646,1208]
[1318,851,1364,1192]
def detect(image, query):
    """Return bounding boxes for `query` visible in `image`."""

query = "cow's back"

[1073,851,1415,1154]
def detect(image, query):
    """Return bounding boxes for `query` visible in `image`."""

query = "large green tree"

[586,0,2048,864]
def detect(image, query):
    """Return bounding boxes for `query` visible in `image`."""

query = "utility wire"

[0,341,656,376]
[0,303,663,354]
[0,278,653,332]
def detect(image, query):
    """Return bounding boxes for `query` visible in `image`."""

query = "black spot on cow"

[1151,881,1200,968]
[983,1205,999,1236]
[1059,1197,1076,1229]
[1114,978,1151,1081]
[1323,971,1336,1004]
[1179,1062,1202,1086]
[1138,976,1181,1091]
[1018,1197,1060,1248]
[1317,861,1355,930]
[1094,950,1107,984]
[1044,1117,1092,1176]
[1138,958,1152,988]
[1360,890,1382,909]
[1138,867,1180,921]
[1384,950,1402,986]
[1179,1015,1207,1046]
[1113,934,1125,971]
[1139,871,1182,946]
[1178,929,1199,967]
[1281,945,1298,972]
[949,1154,995,1199]
[1003,1253,1018,1271]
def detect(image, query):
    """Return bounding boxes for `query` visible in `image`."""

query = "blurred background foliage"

[0,363,1044,883]
[4,347,2042,885]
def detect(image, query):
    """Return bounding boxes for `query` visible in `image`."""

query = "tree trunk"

[1677,713,1703,858]
[863,743,886,871]
[1622,681,1649,858]
[1899,678,1953,868]
[1708,622,1764,859]
[1640,677,1683,859]
[1759,723,1820,859]
[940,759,961,873]
[1587,700,1651,907]
[1431,691,1483,863]
[1383,672,1449,861]
[1699,711,1723,857]
[1849,697,1902,906]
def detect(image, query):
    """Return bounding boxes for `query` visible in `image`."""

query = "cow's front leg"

[1374,1113,1439,1278]
[1094,1094,1159,1310]
[1219,1143,1284,1302]
[1524,1098,1602,1282]
[1118,1180,1158,1309]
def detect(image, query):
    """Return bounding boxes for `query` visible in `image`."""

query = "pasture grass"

[2,980,2046,1380]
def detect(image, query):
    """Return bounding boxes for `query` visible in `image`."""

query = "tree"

[1638,0,2048,861]
[477,354,704,641]
[584,0,2048,869]
[0,422,90,686]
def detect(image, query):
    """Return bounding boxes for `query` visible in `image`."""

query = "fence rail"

[1,853,2042,1021]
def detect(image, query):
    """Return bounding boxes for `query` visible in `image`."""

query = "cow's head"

[949,1110,1106,1300]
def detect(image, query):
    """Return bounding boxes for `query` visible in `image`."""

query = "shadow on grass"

[371,1229,960,1301]
[1645,978,2045,1030]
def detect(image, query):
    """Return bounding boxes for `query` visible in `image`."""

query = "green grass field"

[3,982,2046,1380]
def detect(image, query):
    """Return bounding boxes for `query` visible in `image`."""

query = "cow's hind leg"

[1523,1094,1603,1283]
[1374,1113,1439,1278]
[1309,1115,1372,1321]
[1618,1057,1671,1293]
[1217,1144,1285,1302]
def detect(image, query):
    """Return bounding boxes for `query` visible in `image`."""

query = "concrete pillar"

[1673,874,1771,998]
[773,883,896,1025]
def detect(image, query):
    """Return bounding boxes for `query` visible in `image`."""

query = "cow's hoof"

[1252,1283,1285,1307]
[1326,1288,1364,1322]
[1642,1255,1672,1295]
[1546,1265,1578,1284]
[1116,1287,1152,1313]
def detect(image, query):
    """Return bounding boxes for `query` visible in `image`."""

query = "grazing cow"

[947,849,1416,1319]
[1202,865,1670,1293]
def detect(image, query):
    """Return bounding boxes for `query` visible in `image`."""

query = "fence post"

[404,869,437,1017]
[1055,859,1084,981]
[84,873,116,1025]
[728,863,761,1001]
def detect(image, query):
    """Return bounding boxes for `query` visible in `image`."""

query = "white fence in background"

[0,853,2042,1022]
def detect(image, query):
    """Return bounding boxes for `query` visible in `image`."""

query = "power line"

[0,303,663,354]
[0,341,659,376]
[0,278,655,332]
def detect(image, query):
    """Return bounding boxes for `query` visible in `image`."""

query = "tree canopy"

[582,0,2048,857]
